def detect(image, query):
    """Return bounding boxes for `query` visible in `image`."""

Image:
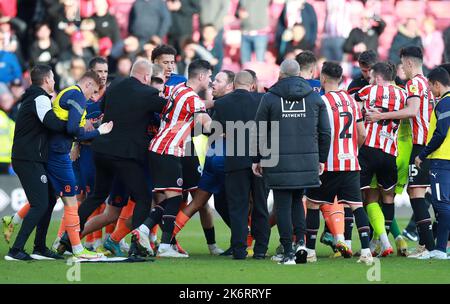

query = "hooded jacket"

[12,85,66,163]
[252,76,331,189]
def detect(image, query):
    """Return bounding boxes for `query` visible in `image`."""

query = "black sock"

[306,209,320,250]
[161,196,183,244]
[344,207,354,241]
[143,200,168,230]
[353,207,370,249]
[203,227,216,245]
[381,203,395,235]
[410,198,435,250]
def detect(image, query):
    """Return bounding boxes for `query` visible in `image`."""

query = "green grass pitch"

[0,218,448,284]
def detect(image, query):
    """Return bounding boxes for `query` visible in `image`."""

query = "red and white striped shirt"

[149,82,206,157]
[358,84,407,156]
[406,74,434,145]
[322,90,362,172]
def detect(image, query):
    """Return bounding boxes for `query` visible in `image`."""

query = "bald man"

[57,59,167,257]
[212,70,270,260]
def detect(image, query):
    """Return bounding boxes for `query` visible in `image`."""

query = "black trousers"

[11,159,55,251]
[78,152,152,232]
[213,191,231,228]
[225,168,270,258]
[272,189,305,256]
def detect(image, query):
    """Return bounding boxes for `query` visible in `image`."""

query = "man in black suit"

[213,71,270,260]
[58,59,166,255]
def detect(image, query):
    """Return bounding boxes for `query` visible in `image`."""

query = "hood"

[268,76,313,100]
[21,85,50,101]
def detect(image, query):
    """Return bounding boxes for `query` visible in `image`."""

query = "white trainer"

[407,244,427,258]
[158,245,189,258]
[208,244,224,255]
[278,255,296,265]
[306,249,317,263]
[119,239,130,253]
[357,252,374,265]
[429,250,448,260]
[134,229,153,256]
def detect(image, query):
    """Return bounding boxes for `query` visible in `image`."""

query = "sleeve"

[251,94,270,163]
[419,103,450,160]
[66,91,100,141]
[34,95,67,132]
[405,79,420,99]
[317,96,331,163]
[357,85,371,102]
[343,29,357,54]
[189,95,206,114]
[373,17,386,36]
[354,99,363,122]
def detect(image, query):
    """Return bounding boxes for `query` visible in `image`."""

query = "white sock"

[361,248,371,256]
[72,244,84,254]
[12,213,22,225]
[345,240,352,249]
[150,233,157,243]
[335,234,345,243]
[379,233,391,248]
[139,224,150,237]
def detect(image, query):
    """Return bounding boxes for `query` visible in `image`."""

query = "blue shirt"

[49,87,100,153]
[307,79,324,96]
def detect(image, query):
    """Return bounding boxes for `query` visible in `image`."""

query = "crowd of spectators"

[0,1,449,169]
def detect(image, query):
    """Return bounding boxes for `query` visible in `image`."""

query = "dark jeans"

[78,152,152,232]
[272,189,305,256]
[225,168,270,258]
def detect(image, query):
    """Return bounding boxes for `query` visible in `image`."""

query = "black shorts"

[305,171,362,205]
[408,144,430,187]
[149,152,201,192]
[359,145,397,191]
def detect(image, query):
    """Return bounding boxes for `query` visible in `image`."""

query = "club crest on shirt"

[40,175,47,184]
[177,178,184,187]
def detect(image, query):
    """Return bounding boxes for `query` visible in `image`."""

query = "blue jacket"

[0,50,21,84]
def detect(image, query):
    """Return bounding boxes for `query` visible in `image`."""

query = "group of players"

[2,43,449,263]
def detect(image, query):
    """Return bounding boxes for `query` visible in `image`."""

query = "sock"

[106,223,115,235]
[323,205,344,235]
[203,227,216,245]
[345,240,352,249]
[366,202,386,239]
[390,218,401,238]
[410,198,435,250]
[111,201,135,242]
[381,203,395,235]
[150,225,159,242]
[380,233,390,248]
[353,207,370,249]
[161,196,183,244]
[13,202,30,224]
[306,209,320,250]
[64,205,82,251]
[335,234,345,243]
[143,201,168,230]
[344,207,354,242]
[247,231,253,248]
[173,210,191,238]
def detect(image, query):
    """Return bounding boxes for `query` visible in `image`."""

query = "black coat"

[91,77,165,162]
[252,76,331,189]
[213,89,263,172]
[12,85,66,163]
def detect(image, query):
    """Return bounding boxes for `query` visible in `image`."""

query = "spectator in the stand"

[0,90,15,174]
[0,30,21,85]
[57,56,87,89]
[58,31,95,67]
[388,18,423,65]
[177,38,218,78]
[80,18,99,54]
[128,0,171,45]
[277,0,318,55]
[92,0,121,45]
[199,0,229,37]
[444,26,450,62]
[278,23,312,62]
[143,39,159,61]
[343,11,385,63]
[422,16,444,71]
[51,0,81,53]
[29,22,60,68]
[200,24,224,75]
[320,0,351,62]
[114,55,133,81]
[167,0,200,54]
[8,78,24,121]
[238,0,271,64]
[0,16,24,70]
